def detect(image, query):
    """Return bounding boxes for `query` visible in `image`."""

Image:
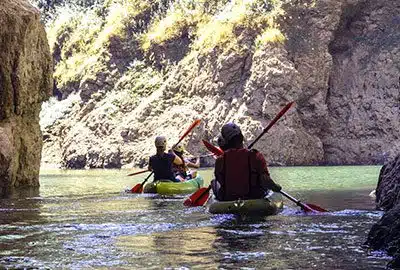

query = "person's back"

[212,123,281,201]
[214,148,269,200]
[149,152,176,181]
[148,136,183,182]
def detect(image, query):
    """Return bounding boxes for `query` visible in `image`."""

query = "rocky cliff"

[0,0,52,191]
[37,0,399,169]
[365,154,400,269]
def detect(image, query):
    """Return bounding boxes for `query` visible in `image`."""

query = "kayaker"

[148,136,183,182]
[217,135,229,151]
[211,123,282,201]
[172,144,200,181]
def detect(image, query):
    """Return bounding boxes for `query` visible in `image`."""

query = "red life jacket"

[216,148,264,201]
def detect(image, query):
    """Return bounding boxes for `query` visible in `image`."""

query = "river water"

[0,166,391,269]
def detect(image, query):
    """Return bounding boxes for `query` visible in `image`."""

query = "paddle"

[172,119,202,149]
[127,169,150,177]
[129,119,202,193]
[202,139,223,156]
[184,102,294,207]
[130,172,153,193]
[280,190,328,213]
[248,101,294,149]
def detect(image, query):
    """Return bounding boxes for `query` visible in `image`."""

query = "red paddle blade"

[265,101,295,131]
[202,140,223,156]
[130,184,143,193]
[184,187,211,207]
[304,203,329,212]
[176,119,201,146]
[127,169,149,176]
[248,101,295,149]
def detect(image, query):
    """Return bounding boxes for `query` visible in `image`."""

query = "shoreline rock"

[0,1,52,191]
[365,154,400,268]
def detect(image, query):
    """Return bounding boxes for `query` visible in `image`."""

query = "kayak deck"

[207,191,283,216]
[143,174,204,195]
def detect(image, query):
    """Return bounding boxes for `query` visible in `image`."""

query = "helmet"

[221,122,242,142]
[155,136,167,147]
[173,144,185,153]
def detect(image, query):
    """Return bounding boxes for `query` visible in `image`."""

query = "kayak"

[206,191,283,216]
[143,174,204,195]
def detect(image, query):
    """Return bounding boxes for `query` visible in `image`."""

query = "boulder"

[366,154,400,268]
[0,0,52,191]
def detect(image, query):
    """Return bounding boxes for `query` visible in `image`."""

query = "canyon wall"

[38,0,399,168]
[0,0,52,190]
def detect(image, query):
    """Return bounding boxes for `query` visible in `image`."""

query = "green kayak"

[207,191,283,216]
[143,174,204,195]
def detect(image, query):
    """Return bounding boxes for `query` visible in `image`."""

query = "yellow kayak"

[207,191,283,216]
[143,174,204,195]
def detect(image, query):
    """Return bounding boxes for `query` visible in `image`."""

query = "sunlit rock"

[37,0,399,168]
[0,0,52,190]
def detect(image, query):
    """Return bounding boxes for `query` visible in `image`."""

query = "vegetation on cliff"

[33,0,399,169]
[35,0,285,98]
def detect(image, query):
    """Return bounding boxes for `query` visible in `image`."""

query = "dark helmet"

[221,122,242,142]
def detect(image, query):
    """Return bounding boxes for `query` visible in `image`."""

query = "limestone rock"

[39,0,399,169]
[366,154,400,268]
[376,155,400,211]
[0,0,52,190]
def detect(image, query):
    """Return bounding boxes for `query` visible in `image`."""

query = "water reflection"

[212,216,280,269]
[117,227,218,269]
[0,187,42,225]
[0,186,47,266]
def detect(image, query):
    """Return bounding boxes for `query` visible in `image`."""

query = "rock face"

[376,155,400,211]
[366,154,400,268]
[0,1,52,190]
[39,0,399,169]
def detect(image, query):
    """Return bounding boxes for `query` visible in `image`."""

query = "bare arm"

[185,157,200,168]
[169,150,183,165]
[260,173,281,192]
[256,152,281,192]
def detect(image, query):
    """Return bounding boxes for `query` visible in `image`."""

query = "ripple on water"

[222,251,267,261]
[328,209,384,218]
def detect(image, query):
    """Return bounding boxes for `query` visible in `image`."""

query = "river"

[0,166,391,269]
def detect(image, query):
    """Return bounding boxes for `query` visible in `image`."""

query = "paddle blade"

[248,101,295,149]
[127,169,149,176]
[184,187,211,207]
[130,184,143,193]
[265,101,295,131]
[304,203,329,212]
[202,140,224,156]
[175,119,201,146]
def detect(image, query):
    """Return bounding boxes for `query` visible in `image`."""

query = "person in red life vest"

[148,136,183,182]
[211,123,282,201]
[172,144,200,181]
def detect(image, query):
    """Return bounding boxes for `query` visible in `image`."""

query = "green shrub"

[115,60,163,100]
